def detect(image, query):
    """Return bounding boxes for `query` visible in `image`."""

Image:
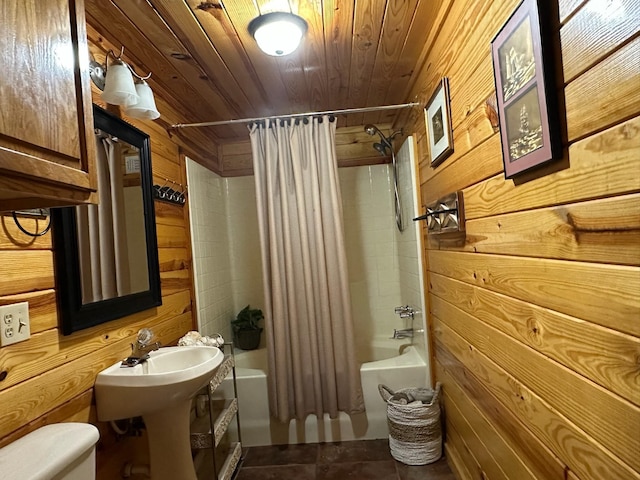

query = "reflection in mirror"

[77,130,148,303]
[53,105,161,335]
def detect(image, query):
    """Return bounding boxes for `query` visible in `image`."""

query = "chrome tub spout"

[392,328,414,339]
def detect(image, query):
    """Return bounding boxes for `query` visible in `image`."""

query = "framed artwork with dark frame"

[491,0,562,178]
[424,77,454,167]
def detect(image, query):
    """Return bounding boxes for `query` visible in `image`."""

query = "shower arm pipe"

[169,102,420,129]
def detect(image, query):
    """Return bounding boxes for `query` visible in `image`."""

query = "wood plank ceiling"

[85,0,439,147]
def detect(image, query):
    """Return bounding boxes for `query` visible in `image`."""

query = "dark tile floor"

[235,439,456,480]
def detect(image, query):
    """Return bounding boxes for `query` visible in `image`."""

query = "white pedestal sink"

[95,346,224,480]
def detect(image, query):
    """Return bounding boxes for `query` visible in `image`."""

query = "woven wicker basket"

[379,382,442,465]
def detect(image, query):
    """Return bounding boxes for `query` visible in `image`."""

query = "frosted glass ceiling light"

[124,80,160,120]
[249,12,308,57]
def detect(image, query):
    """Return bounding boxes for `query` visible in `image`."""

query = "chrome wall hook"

[153,178,187,206]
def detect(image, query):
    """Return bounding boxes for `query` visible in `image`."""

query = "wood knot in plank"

[621,122,639,140]
[526,317,543,346]
[197,2,222,11]
[485,94,499,132]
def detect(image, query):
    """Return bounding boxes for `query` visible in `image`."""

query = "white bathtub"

[213,339,429,447]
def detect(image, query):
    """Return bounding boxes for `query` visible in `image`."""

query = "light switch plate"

[0,302,30,346]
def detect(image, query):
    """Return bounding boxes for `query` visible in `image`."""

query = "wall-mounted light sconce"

[248,12,308,56]
[89,47,160,120]
[414,191,465,240]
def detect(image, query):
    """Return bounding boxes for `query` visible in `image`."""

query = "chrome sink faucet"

[122,328,161,367]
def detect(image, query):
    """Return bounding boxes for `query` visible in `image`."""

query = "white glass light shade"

[124,80,160,120]
[249,12,308,57]
[101,61,139,106]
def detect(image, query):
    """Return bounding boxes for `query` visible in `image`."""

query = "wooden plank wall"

[0,46,199,478]
[218,124,395,176]
[403,0,640,479]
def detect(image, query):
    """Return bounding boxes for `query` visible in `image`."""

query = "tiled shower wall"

[225,176,265,318]
[186,138,428,371]
[340,137,429,370]
[394,138,429,365]
[340,164,401,346]
[186,158,235,339]
[186,159,264,341]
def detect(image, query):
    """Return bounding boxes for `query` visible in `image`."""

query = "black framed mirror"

[52,105,161,335]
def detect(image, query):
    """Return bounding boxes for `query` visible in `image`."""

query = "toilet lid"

[0,423,99,480]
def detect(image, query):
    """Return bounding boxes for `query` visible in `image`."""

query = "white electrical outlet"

[0,302,30,346]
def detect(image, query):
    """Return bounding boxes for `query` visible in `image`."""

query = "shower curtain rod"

[169,102,421,129]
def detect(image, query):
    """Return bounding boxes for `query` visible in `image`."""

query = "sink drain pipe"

[122,462,150,478]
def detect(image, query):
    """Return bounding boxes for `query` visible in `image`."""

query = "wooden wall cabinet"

[0,0,96,212]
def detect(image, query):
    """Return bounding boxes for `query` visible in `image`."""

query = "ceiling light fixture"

[248,12,308,57]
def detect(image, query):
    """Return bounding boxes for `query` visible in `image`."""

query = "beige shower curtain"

[250,116,365,422]
[76,134,131,303]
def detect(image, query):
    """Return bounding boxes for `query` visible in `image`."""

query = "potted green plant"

[231,305,264,350]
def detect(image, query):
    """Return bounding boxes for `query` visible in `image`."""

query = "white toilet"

[0,423,100,480]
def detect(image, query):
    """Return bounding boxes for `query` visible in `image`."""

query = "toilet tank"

[0,423,100,480]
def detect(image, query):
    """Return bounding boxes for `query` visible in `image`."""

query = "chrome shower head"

[364,123,393,152]
[373,142,389,156]
[364,124,383,137]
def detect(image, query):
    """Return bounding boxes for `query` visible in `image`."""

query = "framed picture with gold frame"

[491,0,562,178]
[424,77,454,167]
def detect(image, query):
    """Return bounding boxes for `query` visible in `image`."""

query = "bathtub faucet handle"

[394,305,410,314]
[394,305,415,318]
